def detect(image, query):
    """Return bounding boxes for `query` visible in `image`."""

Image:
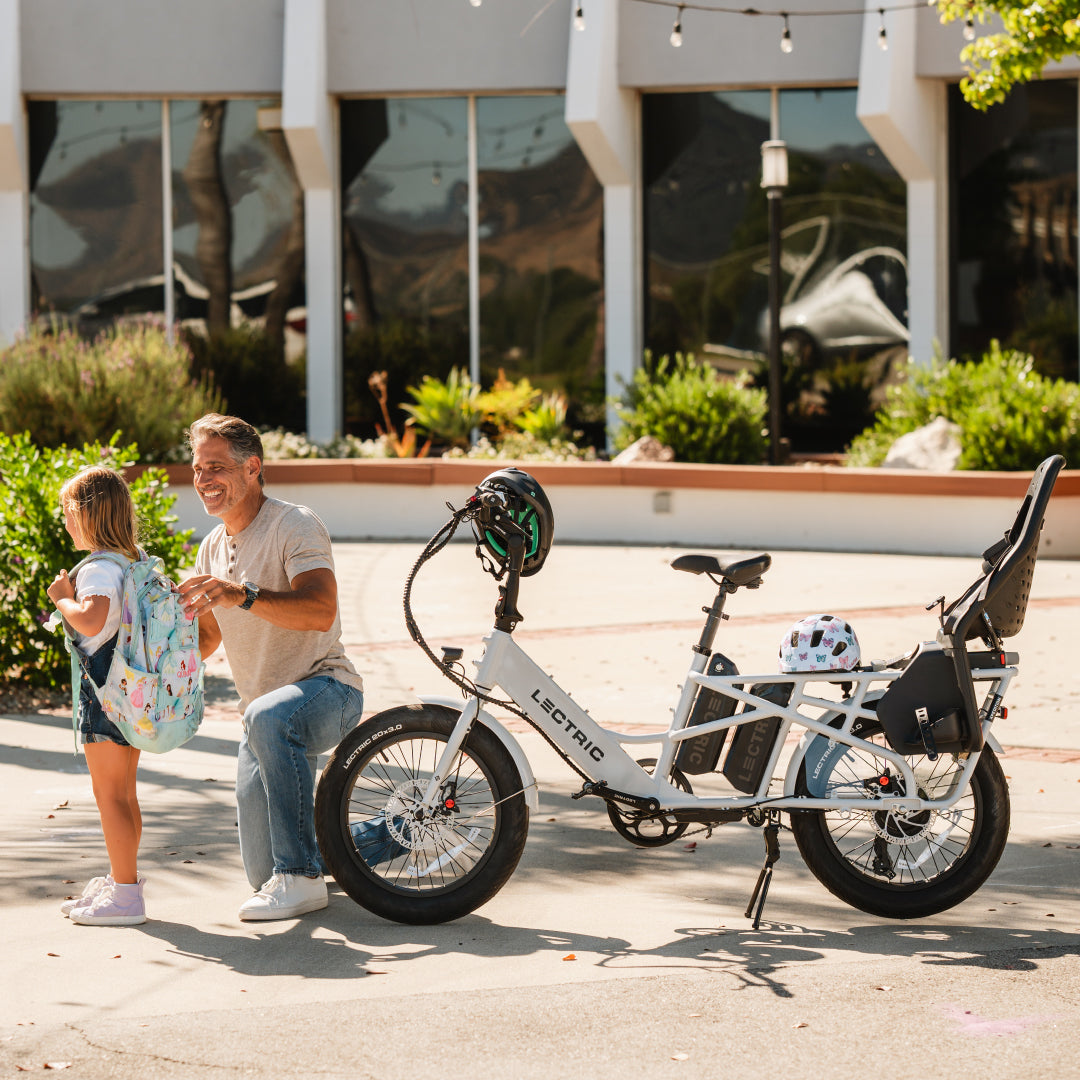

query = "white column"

[0,0,28,346]
[856,2,947,365]
[282,0,342,443]
[565,0,642,447]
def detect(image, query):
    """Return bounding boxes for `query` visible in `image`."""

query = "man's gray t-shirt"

[195,497,363,711]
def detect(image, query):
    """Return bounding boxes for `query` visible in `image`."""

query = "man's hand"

[177,568,338,634]
[177,574,245,620]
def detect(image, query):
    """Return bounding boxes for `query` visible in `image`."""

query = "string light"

[670,4,684,46]
[963,13,975,38]
[574,2,586,30]
[877,8,888,49]
[780,12,793,52]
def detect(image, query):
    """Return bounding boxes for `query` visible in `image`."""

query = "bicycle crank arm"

[573,780,660,814]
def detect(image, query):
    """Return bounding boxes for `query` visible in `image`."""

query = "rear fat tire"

[315,703,529,925]
[790,723,1010,919]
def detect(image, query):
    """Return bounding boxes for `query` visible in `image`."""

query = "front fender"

[420,694,540,814]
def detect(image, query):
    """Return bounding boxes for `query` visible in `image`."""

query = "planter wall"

[140,459,1080,558]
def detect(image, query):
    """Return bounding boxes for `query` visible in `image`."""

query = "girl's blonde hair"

[59,466,139,558]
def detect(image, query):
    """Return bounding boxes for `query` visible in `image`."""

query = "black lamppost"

[761,139,788,466]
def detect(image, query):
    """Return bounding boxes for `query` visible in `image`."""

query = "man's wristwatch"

[239,582,260,610]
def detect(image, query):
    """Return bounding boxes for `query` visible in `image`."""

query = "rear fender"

[419,695,540,814]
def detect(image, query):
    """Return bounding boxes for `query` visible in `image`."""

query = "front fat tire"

[790,730,1010,919]
[315,703,529,925]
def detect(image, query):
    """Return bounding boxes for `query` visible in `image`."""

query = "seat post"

[695,584,733,656]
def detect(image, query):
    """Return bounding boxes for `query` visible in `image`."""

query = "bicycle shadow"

[131,902,1080,1000]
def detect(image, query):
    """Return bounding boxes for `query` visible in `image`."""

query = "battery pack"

[675,652,739,775]
[722,683,791,793]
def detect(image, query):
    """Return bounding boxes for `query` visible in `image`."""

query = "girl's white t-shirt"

[73,557,126,656]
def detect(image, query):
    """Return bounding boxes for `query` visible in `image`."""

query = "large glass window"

[950,81,1078,380]
[340,98,470,434]
[339,95,604,440]
[476,98,603,405]
[643,89,908,452]
[29,101,164,335]
[170,100,306,355]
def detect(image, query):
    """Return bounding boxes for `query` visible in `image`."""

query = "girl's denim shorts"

[78,634,130,748]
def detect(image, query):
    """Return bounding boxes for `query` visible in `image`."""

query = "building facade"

[1,0,1077,445]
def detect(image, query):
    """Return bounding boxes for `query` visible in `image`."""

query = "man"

[178,414,363,921]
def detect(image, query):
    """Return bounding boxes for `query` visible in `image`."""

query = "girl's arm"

[47,569,109,637]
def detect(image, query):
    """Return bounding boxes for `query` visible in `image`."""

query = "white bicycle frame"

[422,626,1015,819]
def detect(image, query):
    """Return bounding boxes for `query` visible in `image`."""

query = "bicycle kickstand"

[745,814,782,930]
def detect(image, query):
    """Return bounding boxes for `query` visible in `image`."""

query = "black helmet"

[470,467,554,576]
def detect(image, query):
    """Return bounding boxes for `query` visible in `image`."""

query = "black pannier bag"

[876,642,968,757]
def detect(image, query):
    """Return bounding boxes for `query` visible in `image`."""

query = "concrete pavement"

[2,540,1079,1078]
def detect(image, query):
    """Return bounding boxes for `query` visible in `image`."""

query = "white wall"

[164,479,1080,558]
[327,0,572,94]
[20,0,285,94]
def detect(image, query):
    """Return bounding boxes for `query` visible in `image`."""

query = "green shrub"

[401,368,482,450]
[343,318,464,437]
[0,434,196,692]
[443,432,597,462]
[613,352,769,464]
[0,322,222,463]
[476,372,541,437]
[515,392,570,443]
[847,342,1080,470]
[258,427,392,460]
[184,324,306,432]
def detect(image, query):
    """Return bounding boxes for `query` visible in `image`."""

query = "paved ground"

[2,539,1079,1078]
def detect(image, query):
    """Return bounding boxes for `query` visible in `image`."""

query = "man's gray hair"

[186,413,265,488]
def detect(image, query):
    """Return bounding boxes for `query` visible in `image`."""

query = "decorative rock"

[882,416,962,471]
[612,435,675,464]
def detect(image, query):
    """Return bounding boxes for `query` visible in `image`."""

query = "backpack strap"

[61,551,136,753]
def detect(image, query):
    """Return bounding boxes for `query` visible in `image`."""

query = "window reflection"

[643,89,908,452]
[476,97,604,409]
[950,81,1078,379]
[340,97,470,434]
[29,101,164,334]
[170,99,306,359]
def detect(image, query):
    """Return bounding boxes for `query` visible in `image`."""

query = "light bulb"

[877,10,888,49]
[469,0,482,7]
[670,5,684,47]
[963,15,976,39]
[574,3,585,30]
[780,16,793,53]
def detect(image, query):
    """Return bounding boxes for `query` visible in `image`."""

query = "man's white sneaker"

[238,873,328,921]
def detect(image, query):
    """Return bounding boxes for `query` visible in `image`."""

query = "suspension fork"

[420,632,511,807]
[421,695,482,808]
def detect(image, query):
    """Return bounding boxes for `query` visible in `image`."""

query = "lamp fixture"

[670,5,684,46]
[780,13,793,52]
[877,8,888,49]
[574,2,585,30]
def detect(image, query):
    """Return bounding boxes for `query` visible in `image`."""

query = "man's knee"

[243,690,298,751]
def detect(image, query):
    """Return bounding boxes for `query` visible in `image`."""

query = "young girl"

[47,466,147,926]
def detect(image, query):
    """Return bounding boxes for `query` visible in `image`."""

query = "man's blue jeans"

[236,676,363,889]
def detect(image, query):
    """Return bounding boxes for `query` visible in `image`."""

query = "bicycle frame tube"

[425,627,1016,816]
